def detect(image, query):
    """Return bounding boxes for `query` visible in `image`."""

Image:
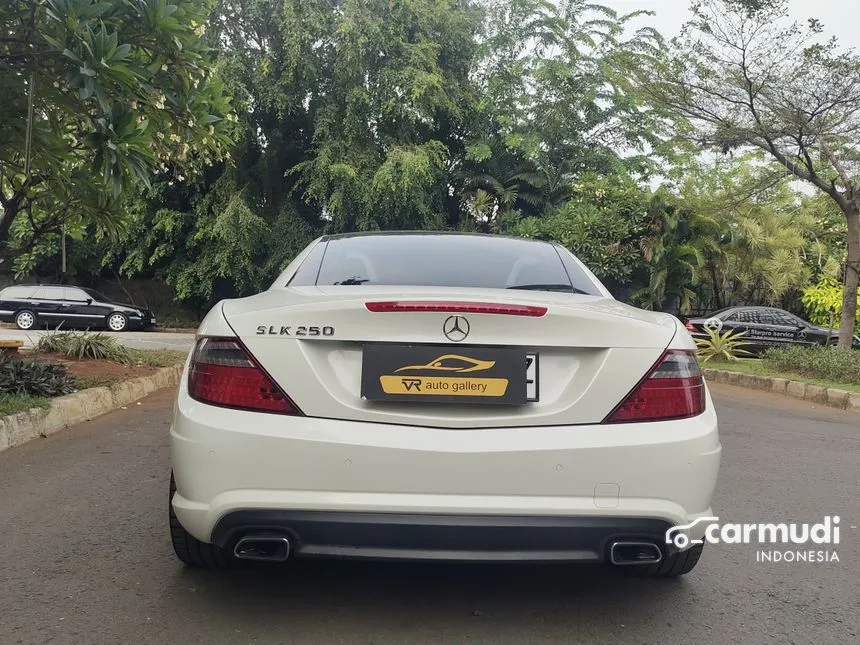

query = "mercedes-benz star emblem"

[443,315,470,342]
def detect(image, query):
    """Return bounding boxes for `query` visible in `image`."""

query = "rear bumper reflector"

[365,301,547,317]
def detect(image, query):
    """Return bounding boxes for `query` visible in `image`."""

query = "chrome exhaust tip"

[233,536,292,562]
[609,541,663,565]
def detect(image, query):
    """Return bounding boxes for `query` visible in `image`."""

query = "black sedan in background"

[684,306,860,354]
[0,284,155,332]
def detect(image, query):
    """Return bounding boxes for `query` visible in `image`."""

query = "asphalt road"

[0,328,194,352]
[0,383,857,645]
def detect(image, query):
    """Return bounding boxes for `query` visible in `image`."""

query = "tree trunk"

[837,199,860,349]
[710,265,722,309]
[0,198,20,249]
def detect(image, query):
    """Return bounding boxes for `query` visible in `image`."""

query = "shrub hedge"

[762,346,860,384]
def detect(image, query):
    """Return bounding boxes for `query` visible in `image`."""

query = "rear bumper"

[171,382,721,553]
[212,510,673,562]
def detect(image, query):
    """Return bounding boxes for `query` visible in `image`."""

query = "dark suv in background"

[0,285,155,332]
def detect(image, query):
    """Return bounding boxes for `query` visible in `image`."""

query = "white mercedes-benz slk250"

[169,232,721,576]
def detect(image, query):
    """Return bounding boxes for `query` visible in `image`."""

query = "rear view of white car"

[169,232,720,576]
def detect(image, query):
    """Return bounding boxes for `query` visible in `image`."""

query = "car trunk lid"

[221,286,678,427]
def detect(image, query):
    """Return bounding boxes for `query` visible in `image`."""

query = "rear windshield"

[290,234,602,295]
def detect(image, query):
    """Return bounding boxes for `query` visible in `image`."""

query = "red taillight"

[365,301,547,317]
[188,338,302,415]
[604,350,705,423]
[684,320,697,332]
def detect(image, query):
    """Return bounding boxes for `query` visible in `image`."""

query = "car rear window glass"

[32,286,64,300]
[295,234,602,295]
[287,240,328,286]
[0,286,36,299]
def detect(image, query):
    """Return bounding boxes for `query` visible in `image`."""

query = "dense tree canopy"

[5,0,859,338]
[0,0,235,273]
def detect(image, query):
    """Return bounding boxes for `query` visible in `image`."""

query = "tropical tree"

[288,0,481,233]
[623,0,860,348]
[675,158,820,311]
[632,192,715,314]
[0,0,235,269]
[459,138,547,232]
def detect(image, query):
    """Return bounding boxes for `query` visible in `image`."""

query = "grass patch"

[127,349,187,367]
[0,393,51,416]
[703,358,860,394]
[74,375,121,390]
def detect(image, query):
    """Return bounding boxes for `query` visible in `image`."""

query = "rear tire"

[169,473,232,569]
[15,310,36,330]
[621,544,704,578]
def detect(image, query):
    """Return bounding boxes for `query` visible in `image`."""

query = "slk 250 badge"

[256,325,335,336]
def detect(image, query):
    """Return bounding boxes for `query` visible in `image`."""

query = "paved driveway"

[0,383,857,644]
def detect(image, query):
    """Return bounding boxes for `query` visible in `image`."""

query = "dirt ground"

[19,351,156,385]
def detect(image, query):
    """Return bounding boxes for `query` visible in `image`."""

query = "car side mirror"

[86,298,93,304]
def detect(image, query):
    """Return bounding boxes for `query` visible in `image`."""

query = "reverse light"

[365,301,547,317]
[188,338,302,415]
[604,350,705,423]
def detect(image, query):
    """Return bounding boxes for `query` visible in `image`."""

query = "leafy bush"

[36,331,133,364]
[762,346,860,384]
[695,328,753,362]
[802,277,860,335]
[0,359,76,397]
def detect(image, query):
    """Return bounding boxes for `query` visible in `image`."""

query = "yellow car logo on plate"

[381,354,507,397]
[394,354,496,374]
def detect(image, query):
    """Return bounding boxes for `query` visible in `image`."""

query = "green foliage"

[287,0,478,232]
[675,158,821,312]
[35,330,133,364]
[621,0,860,346]
[77,0,673,310]
[632,191,713,313]
[0,393,51,416]
[802,277,860,334]
[0,0,236,264]
[695,328,753,363]
[15,0,854,331]
[0,358,76,397]
[762,346,860,385]
[507,173,649,287]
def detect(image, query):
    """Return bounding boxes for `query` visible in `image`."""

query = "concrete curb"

[0,364,182,454]
[704,368,860,414]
